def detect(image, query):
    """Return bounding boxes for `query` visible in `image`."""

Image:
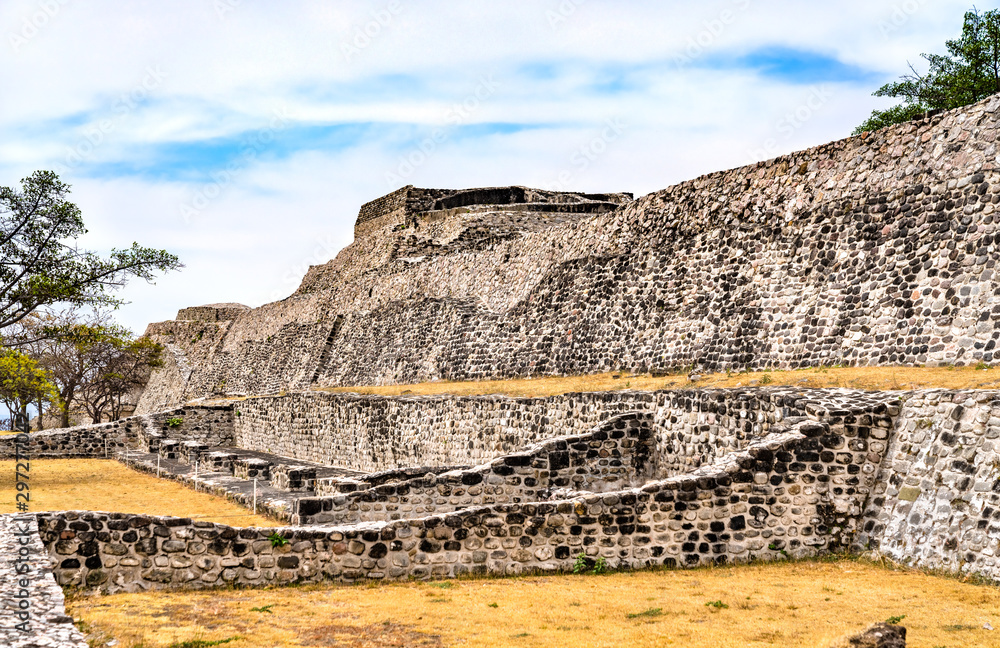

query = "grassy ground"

[0,459,278,526]
[66,558,1000,648]
[317,365,1000,398]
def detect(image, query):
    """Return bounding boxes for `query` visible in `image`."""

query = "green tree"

[6,308,164,427]
[0,349,58,428]
[0,170,181,332]
[79,332,164,423]
[854,8,1000,134]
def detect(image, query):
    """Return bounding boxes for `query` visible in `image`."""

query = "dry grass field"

[0,459,278,526]
[318,364,1000,398]
[66,558,1000,648]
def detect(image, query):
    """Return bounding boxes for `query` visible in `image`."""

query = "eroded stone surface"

[0,515,87,648]
[138,95,1000,409]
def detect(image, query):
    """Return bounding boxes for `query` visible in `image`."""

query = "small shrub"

[975,361,989,370]
[488,602,498,608]
[759,373,773,385]
[268,532,288,548]
[886,615,906,625]
[626,607,663,619]
[250,604,274,614]
[168,638,241,648]
[573,552,609,575]
[165,417,183,428]
[705,600,729,610]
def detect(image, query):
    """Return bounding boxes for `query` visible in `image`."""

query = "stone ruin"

[12,92,1000,646]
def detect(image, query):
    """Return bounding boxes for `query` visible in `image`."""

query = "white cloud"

[0,0,989,333]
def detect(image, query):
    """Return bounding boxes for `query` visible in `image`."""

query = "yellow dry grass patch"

[317,365,1000,398]
[67,560,1000,648]
[0,459,278,526]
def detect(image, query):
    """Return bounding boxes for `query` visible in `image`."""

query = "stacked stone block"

[232,388,796,474]
[203,451,238,472]
[233,458,272,481]
[36,414,888,594]
[0,404,235,461]
[295,411,655,525]
[861,389,1000,577]
[182,441,208,465]
[271,465,317,492]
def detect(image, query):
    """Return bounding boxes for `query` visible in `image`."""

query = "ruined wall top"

[175,303,251,322]
[354,184,633,238]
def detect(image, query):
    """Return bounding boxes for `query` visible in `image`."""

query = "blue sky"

[0,0,990,333]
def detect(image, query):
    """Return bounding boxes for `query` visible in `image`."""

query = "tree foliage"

[0,349,58,424]
[854,8,1000,134]
[79,332,163,423]
[0,170,181,332]
[25,310,164,426]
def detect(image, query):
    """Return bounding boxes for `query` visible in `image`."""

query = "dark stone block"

[298,498,322,516]
[461,472,484,486]
[548,451,570,471]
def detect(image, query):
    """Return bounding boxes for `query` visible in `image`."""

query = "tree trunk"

[60,383,76,429]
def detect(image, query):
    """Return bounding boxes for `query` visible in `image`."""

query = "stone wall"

[22,386,1000,586]
[139,94,1000,408]
[0,404,234,460]
[861,389,1000,579]
[354,185,411,237]
[294,411,656,525]
[231,388,823,475]
[0,419,142,459]
[38,415,889,594]
[141,404,235,449]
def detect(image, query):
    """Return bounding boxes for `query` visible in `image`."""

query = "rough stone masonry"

[6,385,1000,592]
[140,94,1000,410]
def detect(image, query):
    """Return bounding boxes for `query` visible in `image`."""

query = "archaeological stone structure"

[137,93,1000,410]
[4,384,1000,597]
[11,94,1000,646]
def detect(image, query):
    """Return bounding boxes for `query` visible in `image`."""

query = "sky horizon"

[0,0,990,334]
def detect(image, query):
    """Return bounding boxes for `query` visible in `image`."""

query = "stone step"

[203,451,238,472]
[233,457,272,481]
[271,464,317,492]
[180,441,208,465]
[157,439,180,460]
